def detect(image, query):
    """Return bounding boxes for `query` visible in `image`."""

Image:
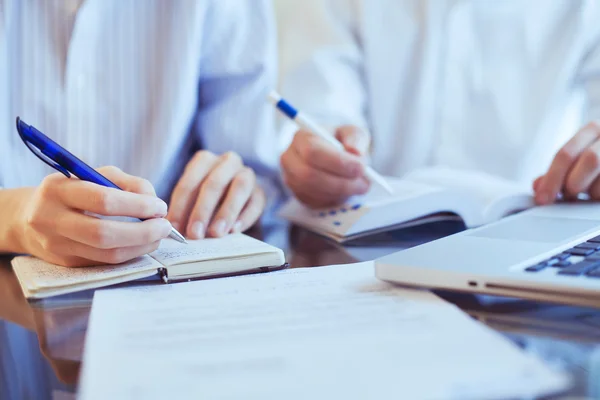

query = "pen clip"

[16,117,71,178]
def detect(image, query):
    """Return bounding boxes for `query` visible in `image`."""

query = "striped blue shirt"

[0,0,280,203]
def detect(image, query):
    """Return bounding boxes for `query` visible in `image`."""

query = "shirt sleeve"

[193,0,284,212]
[575,3,600,122]
[0,1,6,190]
[0,0,10,190]
[0,1,6,38]
[276,0,369,149]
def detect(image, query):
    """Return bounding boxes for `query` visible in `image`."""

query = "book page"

[80,261,569,400]
[150,234,279,267]
[345,176,441,208]
[405,166,534,221]
[279,177,443,236]
[405,166,529,204]
[11,255,160,290]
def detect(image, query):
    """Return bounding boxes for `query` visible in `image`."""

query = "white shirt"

[276,0,600,186]
[0,0,279,203]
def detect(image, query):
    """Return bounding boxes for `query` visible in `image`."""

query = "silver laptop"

[375,203,600,307]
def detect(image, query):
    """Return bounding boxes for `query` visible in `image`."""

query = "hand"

[534,122,600,204]
[167,151,266,239]
[280,125,371,208]
[15,166,172,267]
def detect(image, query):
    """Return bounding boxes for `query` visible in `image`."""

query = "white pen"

[268,91,394,194]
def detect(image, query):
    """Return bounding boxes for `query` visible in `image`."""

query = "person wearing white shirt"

[0,0,279,267]
[276,0,600,208]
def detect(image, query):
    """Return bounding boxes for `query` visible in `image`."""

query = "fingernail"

[153,200,168,217]
[348,146,362,156]
[213,219,226,236]
[232,221,242,233]
[191,222,205,239]
[358,178,370,193]
[344,135,358,148]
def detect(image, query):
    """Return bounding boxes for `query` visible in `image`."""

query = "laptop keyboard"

[524,235,600,277]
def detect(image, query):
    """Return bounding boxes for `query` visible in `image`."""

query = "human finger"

[167,151,220,233]
[208,167,255,237]
[293,130,364,179]
[335,125,371,156]
[187,152,243,239]
[536,123,600,204]
[564,139,600,197]
[46,239,162,267]
[282,148,369,199]
[233,188,266,233]
[56,180,167,219]
[97,166,157,196]
[589,175,600,200]
[532,176,543,193]
[56,213,172,249]
[281,168,337,208]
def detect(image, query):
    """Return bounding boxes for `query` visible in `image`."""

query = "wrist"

[0,187,35,254]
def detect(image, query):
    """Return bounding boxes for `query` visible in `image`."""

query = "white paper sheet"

[79,262,570,400]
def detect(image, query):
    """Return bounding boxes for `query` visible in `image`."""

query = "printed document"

[79,262,569,399]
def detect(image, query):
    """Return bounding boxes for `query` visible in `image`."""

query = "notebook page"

[80,261,569,400]
[150,234,279,267]
[11,255,160,290]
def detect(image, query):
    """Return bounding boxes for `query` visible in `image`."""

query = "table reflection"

[1,222,600,399]
[0,258,81,399]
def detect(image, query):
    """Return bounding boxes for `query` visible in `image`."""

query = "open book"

[12,234,286,299]
[279,167,535,243]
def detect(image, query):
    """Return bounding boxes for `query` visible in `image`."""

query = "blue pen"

[15,117,186,243]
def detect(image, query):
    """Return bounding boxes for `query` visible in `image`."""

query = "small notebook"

[279,167,535,243]
[12,234,286,299]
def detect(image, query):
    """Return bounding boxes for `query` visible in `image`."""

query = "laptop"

[375,202,600,307]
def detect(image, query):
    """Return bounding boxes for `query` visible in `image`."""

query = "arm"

[277,0,369,144]
[577,4,600,124]
[195,0,278,178]
[276,0,372,207]
[166,0,281,238]
[534,8,600,203]
[0,188,31,254]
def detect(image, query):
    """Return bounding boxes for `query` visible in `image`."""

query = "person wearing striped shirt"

[0,0,281,267]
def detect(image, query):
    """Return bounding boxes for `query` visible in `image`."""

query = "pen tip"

[169,228,187,244]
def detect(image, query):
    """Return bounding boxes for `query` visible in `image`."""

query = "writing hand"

[281,125,371,208]
[14,166,171,267]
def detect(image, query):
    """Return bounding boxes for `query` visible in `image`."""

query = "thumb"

[335,125,370,157]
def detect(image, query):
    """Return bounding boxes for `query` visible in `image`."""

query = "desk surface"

[1,221,600,399]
